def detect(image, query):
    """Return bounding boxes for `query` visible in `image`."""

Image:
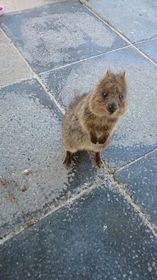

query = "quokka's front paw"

[90,133,98,144]
[98,134,109,144]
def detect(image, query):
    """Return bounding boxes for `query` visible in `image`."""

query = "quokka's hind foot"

[63,151,73,168]
[95,152,103,168]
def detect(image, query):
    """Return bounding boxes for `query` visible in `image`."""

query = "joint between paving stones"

[101,162,157,238]
[0,27,65,115]
[35,75,65,115]
[79,0,157,68]
[117,147,157,172]
[38,45,131,77]
[1,158,157,245]
[0,175,105,245]
[134,34,157,45]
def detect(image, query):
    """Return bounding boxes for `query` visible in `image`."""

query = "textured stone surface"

[137,38,157,63]
[1,0,65,12]
[0,186,157,280]
[0,78,101,238]
[0,29,32,87]
[117,150,157,225]
[0,0,126,73]
[0,185,23,240]
[0,0,157,278]
[86,0,157,42]
[40,47,157,168]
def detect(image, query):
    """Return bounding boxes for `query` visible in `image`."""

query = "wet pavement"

[0,0,157,279]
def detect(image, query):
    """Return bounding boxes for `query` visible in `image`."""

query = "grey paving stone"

[0,0,126,73]
[116,150,157,225]
[40,46,157,168]
[1,0,66,13]
[136,38,157,63]
[85,0,157,42]
[0,29,32,87]
[0,186,23,240]
[0,185,157,280]
[0,78,100,238]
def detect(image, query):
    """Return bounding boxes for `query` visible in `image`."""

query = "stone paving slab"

[0,185,157,280]
[116,150,157,225]
[84,0,157,42]
[0,78,101,238]
[0,29,33,87]
[0,0,126,73]
[1,0,66,13]
[40,46,157,168]
[0,186,23,240]
[136,38,157,64]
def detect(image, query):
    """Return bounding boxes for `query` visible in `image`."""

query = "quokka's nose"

[108,103,117,114]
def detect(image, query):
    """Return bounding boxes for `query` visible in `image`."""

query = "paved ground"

[0,0,157,279]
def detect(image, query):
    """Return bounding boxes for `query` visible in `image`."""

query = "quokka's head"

[90,70,128,117]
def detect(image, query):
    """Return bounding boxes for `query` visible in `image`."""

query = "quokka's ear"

[105,69,112,77]
[119,70,126,79]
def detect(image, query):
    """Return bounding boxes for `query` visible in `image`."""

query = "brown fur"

[62,70,128,168]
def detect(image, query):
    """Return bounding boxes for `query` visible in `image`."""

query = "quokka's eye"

[103,92,108,98]
[119,95,124,101]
